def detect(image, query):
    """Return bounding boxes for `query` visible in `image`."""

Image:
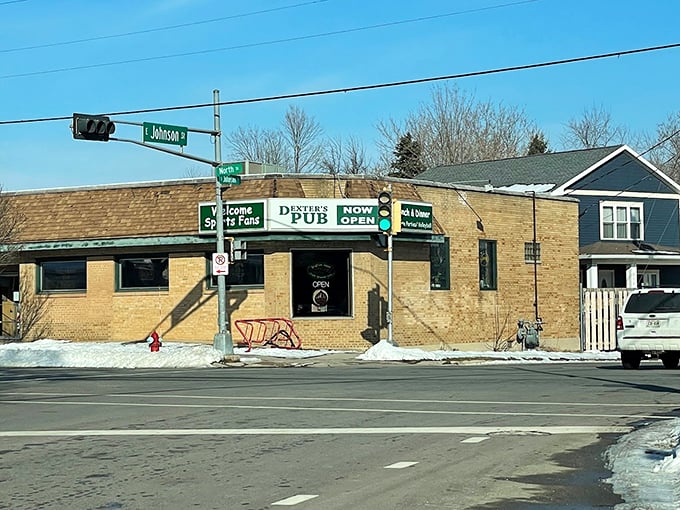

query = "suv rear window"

[624,292,680,313]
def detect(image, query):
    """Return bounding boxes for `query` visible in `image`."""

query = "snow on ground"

[0,338,678,509]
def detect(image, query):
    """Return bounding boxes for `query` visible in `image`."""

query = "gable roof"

[418,145,624,191]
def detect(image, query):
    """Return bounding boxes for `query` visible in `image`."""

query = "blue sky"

[1,0,680,191]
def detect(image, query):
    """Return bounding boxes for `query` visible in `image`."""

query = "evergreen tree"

[526,132,549,155]
[390,132,425,178]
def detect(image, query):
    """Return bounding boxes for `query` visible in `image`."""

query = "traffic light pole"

[213,89,233,356]
[386,232,394,345]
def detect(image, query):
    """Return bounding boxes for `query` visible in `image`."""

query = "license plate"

[647,319,661,328]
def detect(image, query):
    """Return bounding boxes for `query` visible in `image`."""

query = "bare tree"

[321,135,371,174]
[225,126,290,168]
[377,84,534,169]
[283,105,324,173]
[0,187,23,269]
[642,112,680,182]
[562,104,628,149]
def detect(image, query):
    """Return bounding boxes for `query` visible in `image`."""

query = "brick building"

[1,174,581,351]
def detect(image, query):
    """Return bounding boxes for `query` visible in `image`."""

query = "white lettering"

[312,281,330,288]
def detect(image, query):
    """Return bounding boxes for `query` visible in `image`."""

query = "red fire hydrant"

[148,330,162,352]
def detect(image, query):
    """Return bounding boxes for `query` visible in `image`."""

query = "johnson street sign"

[142,122,188,146]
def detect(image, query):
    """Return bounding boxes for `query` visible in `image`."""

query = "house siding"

[571,153,676,193]
[577,196,680,247]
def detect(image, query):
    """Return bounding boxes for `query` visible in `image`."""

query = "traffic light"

[72,113,115,141]
[377,190,393,234]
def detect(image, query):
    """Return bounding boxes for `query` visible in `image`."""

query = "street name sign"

[143,122,188,146]
[216,163,244,185]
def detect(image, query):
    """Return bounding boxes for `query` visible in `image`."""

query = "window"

[118,255,169,290]
[291,250,351,318]
[430,238,450,290]
[39,259,86,292]
[479,240,497,290]
[638,269,660,288]
[524,242,541,263]
[601,201,643,240]
[208,249,264,288]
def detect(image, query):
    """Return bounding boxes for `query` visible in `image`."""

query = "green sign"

[199,201,266,234]
[216,163,244,185]
[143,122,188,146]
[337,204,376,227]
[219,175,241,186]
[400,202,433,232]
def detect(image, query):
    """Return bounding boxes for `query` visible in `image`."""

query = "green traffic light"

[379,218,392,232]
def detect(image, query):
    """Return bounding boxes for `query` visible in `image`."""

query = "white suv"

[616,288,680,369]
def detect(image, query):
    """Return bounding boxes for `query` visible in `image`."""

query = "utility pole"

[213,89,233,355]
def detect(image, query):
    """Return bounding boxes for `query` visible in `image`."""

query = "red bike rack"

[234,318,302,352]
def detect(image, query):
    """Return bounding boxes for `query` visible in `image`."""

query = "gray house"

[418,145,680,289]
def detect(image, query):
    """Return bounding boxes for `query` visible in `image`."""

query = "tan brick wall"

[11,177,580,351]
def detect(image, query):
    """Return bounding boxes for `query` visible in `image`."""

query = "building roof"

[417,145,624,190]
[4,175,444,244]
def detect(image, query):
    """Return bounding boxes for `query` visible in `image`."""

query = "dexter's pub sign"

[198,198,433,235]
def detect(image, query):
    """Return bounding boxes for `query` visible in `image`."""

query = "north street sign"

[143,122,188,146]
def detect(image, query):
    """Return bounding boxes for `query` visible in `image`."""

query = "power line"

[0,0,538,80]
[0,0,330,54]
[0,0,28,4]
[2,41,679,127]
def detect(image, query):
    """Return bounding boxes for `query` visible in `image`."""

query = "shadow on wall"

[152,280,248,341]
[361,284,386,345]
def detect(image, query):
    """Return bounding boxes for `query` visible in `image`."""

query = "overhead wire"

[0,0,331,54]
[2,41,680,127]
[0,0,539,80]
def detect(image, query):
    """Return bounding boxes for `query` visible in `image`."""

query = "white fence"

[580,288,633,351]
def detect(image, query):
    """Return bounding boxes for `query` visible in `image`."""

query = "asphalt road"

[1,362,679,510]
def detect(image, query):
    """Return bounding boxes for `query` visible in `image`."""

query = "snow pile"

[356,340,620,362]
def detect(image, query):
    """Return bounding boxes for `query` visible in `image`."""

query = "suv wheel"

[661,353,680,369]
[621,351,642,369]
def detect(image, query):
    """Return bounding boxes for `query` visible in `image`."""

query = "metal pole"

[387,232,394,344]
[213,89,233,355]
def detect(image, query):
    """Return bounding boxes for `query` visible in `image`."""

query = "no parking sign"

[212,253,229,276]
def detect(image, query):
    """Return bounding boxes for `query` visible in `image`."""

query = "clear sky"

[1,0,680,191]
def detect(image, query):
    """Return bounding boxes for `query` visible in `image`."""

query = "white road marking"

[385,461,419,469]
[461,437,489,443]
[0,425,632,438]
[272,494,319,506]
[0,399,662,419]
[3,391,675,407]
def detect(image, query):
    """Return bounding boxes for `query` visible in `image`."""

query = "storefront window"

[207,250,264,288]
[292,250,352,318]
[39,259,86,292]
[430,238,450,290]
[118,255,169,290]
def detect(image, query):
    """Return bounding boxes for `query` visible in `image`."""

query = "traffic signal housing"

[72,113,115,141]
[377,190,393,234]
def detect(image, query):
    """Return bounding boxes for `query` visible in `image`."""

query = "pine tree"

[526,132,549,155]
[390,132,425,178]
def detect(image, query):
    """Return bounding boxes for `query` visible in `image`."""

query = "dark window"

[524,242,541,263]
[479,240,497,290]
[292,250,351,318]
[39,259,86,292]
[208,250,264,288]
[625,292,680,313]
[430,238,450,290]
[118,255,169,290]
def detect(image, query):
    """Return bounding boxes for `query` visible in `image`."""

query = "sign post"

[212,90,233,356]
